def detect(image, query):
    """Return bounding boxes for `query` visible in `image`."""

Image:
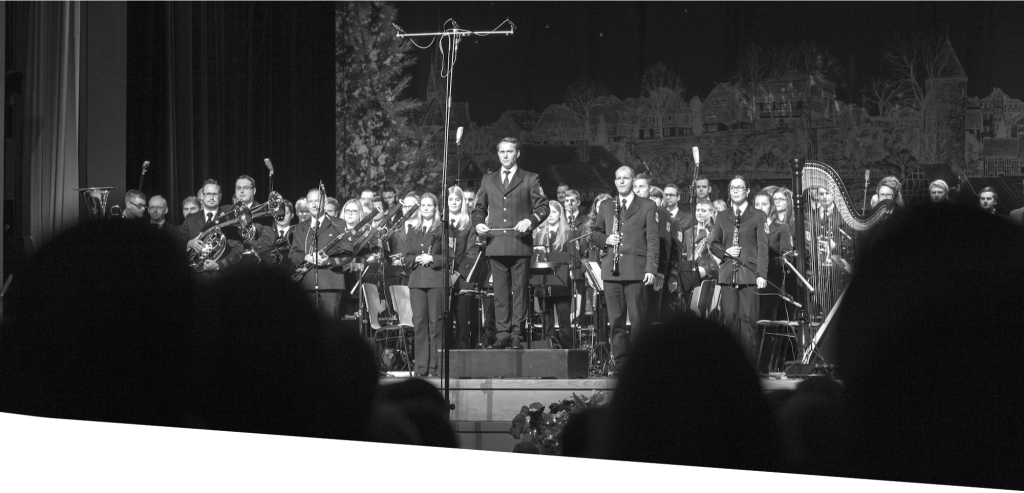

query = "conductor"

[472,137,550,349]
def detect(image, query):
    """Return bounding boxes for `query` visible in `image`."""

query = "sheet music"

[584,261,604,291]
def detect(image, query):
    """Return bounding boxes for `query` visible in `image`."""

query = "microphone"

[456,127,464,145]
[692,147,700,166]
[863,169,870,182]
[142,160,151,171]
[782,250,799,258]
[264,158,275,175]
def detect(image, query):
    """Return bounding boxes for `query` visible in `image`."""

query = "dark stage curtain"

[127,2,336,225]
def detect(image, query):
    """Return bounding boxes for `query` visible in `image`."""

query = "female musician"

[754,192,793,322]
[447,185,481,350]
[405,193,445,377]
[532,200,572,348]
[876,176,904,208]
[339,199,371,322]
[771,187,795,232]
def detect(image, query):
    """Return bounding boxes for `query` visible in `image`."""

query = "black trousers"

[453,294,478,349]
[604,280,648,361]
[490,256,529,340]
[539,295,572,348]
[411,287,443,375]
[720,284,759,362]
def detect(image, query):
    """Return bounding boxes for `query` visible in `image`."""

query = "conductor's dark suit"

[288,215,354,320]
[590,194,660,362]
[708,203,769,361]
[471,166,549,342]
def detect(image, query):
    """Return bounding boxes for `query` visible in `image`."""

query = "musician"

[324,197,340,218]
[1010,181,1024,225]
[591,166,659,374]
[339,199,372,321]
[448,186,482,350]
[472,137,550,350]
[389,194,420,266]
[681,198,719,298]
[405,193,445,376]
[708,175,768,362]
[222,175,274,267]
[563,189,588,345]
[179,179,242,275]
[265,199,295,269]
[564,190,586,231]
[147,195,179,238]
[288,187,352,320]
[360,190,375,202]
[807,186,851,319]
[649,186,664,207]
[122,190,148,220]
[382,188,398,209]
[533,200,573,349]
[181,196,200,225]
[979,187,999,215]
[556,183,570,204]
[929,180,950,203]
[663,183,696,232]
[753,192,793,322]
[634,174,680,324]
[295,197,311,223]
[876,176,904,208]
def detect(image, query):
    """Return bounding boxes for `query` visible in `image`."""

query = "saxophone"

[611,198,621,276]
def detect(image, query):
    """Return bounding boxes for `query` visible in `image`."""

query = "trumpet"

[611,197,621,276]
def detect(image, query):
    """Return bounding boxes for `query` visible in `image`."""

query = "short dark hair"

[497,137,520,151]
[564,189,580,201]
[202,178,219,187]
[125,189,147,203]
[730,175,748,188]
[695,175,709,183]
[236,175,256,188]
[557,183,569,190]
[634,173,653,185]
[979,186,998,202]
[282,199,295,215]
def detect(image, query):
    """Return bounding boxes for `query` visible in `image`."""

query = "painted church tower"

[924,37,968,170]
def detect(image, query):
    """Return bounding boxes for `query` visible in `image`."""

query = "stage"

[380,374,802,453]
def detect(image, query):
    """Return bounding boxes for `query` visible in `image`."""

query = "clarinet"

[732,207,741,284]
[611,198,621,276]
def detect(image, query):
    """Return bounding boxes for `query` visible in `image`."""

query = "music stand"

[582,261,610,375]
[528,260,562,349]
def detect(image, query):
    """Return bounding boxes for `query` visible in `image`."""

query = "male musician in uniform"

[122,190,148,220]
[263,199,295,270]
[472,137,549,350]
[179,179,242,275]
[633,174,680,324]
[147,195,179,238]
[979,187,999,216]
[590,166,659,375]
[663,183,695,232]
[708,176,768,363]
[289,187,353,320]
[222,175,273,267]
[556,183,570,205]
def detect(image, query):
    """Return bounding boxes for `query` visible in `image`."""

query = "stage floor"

[380,374,802,452]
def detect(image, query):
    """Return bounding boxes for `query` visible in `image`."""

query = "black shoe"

[509,335,524,350]
[487,338,510,350]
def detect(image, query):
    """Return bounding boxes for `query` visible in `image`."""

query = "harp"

[789,159,894,366]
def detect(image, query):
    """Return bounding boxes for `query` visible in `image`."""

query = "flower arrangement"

[508,391,609,455]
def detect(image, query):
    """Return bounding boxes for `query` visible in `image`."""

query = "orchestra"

[134,139,937,378]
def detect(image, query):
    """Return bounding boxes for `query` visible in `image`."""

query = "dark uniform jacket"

[708,204,769,285]
[471,167,549,257]
[288,216,353,291]
[590,194,660,282]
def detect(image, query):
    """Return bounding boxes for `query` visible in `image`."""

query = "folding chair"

[364,283,413,372]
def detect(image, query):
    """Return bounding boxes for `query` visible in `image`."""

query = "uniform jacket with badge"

[404,221,446,289]
[590,195,660,282]
[708,204,769,285]
[471,168,549,257]
[288,216,354,290]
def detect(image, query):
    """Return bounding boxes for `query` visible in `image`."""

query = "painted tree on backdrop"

[564,77,611,162]
[641,62,687,140]
[335,2,439,198]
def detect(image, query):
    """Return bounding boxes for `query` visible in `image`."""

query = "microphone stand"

[688,155,701,308]
[314,183,326,312]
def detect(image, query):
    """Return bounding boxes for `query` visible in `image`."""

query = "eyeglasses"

[234,186,254,191]
[148,205,167,211]
[130,202,147,209]
[729,186,747,191]
[773,197,787,202]
[343,209,360,214]
[664,193,679,197]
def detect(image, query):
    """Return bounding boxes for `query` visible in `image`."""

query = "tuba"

[74,187,117,221]
[188,226,228,271]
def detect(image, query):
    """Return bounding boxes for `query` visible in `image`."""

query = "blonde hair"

[412,192,441,229]
[534,200,568,251]
[447,185,470,231]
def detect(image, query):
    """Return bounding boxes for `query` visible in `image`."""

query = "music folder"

[583,261,603,292]
[465,249,488,287]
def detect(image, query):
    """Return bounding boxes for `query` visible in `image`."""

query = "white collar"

[616,193,636,209]
[500,165,518,178]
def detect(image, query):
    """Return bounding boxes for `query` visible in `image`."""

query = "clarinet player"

[590,166,659,376]
[708,175,768,362]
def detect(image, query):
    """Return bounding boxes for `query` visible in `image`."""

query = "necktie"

[206,212,213,224]
[622,199,627,211]
[502,170,510,187]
